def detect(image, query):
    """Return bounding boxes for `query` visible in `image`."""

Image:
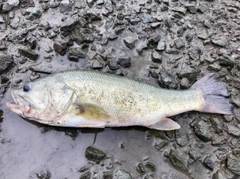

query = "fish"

[6,70,233,131]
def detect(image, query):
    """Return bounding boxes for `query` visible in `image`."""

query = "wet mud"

[1,0,240,179]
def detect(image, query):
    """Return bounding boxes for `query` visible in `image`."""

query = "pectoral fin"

[148,118,181,131]
[73,102,110,122]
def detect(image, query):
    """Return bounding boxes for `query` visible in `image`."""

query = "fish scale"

[7,71,233,130]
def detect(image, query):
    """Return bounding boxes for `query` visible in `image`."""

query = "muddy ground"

[1,0,240,178]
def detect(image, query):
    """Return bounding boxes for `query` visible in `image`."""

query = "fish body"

[7,70,233,130]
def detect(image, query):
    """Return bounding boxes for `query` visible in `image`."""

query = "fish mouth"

[6,90,31,117]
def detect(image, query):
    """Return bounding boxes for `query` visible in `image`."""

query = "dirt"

[0,0,240,179]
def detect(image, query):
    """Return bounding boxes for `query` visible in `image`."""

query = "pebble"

[151,51,162,63]
[85,146,106,162]
[68,47,86,61]
[168,149,189,174]
[123,37,136,49]
[226,154,240,175]
[0,54,13,74]
[194,120,212,142]
[117,56,131,68]
[18,48,38,60]
[211,35,229,47]
[114,169,132,179]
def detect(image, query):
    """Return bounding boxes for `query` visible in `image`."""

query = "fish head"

[7,76,75,125]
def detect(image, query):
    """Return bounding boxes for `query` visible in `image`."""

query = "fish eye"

[23,84,31,92]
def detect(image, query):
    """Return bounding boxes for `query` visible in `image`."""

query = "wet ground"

[1,0,240,178]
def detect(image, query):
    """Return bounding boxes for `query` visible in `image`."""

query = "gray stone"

[92,59,103,69]
[172,6,187,14]
[168,149,189,174]
[138,13,152,23]
[25,7,42,20]
[60,19,77,36]
[159,70,178,89]
[208,63,221,71]
[154,138,168,151]
[117,56,131,68]
[219,55,234,68]
[203,156,214,170]
[174,38,185,49]
[0,15,4,24]
[68,47,86,61]
[53,41,67,56]
[114,169,132,179]
[175,129,189,147]
[177,66,200,81]
[80,171,91,179]
[18,48,38,60]
[0,54,13,74]
[147,34,161,48]
[108,58,119,70]
[36,170,51,179]
[105,0,113,14]
[210,118,223,134]
[2,0,19,12]
[156,41,166,51]
[59,0,72,13]
[211,35,229,47]
[151,51,162,63]
[194,120,212,142]
[10,16,20,29]
[188,46,201,60]
[227,154,240,175]
[85,146,106,162]
[226,125,240,137]
[123,38,136,49]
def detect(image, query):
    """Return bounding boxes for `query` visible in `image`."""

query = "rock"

[151,51,162,63]
[18,48,38,60]
[138,13,152,23]
[114,169,132,179]
[188,46,201,60]
[123,38,136,49]
[10,16,20,29]
[2,0,20,12]
[225,124,240,137]
[103,171,113,179]
[53,41,67,55]
[159,70,178,89]
[177,66,200,81]
[60,19,77,36]
[67,47,86,61]
[208,63,221,71]
[147,34,161,48]
[219,55,234,68]
[168,149,189,174]
[145,162,155,173]
[172,6,187,14]
[50,1,59,8]
[85,146,106,162]
[175,129,189,147]
[180,78,190,88]
[80,171,91,179]
[0,54,13,74]
[174,38,185,49]
[154,138,168,151]
[25,7,42,20]
[108,58,119,70]
[212,169,232,179]
[59,0,72,13]
[227,154,240,175]
[136,163,146,175]
[92,59,103,69]
[156,41,166,51]
[36,170,51,179]
[210,118,223,134]
[186,33,193,42]
[20,0,35,7]
[86,0,95,7]
[211,35,229,47]
[194,120,212,142]
[105,0,113,14]
[117,56,131,68]
[202,156,214,170]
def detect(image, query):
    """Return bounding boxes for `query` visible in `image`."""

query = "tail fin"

[191,73,234,114]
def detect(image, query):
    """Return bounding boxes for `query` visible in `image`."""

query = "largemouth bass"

[7,70,233,130]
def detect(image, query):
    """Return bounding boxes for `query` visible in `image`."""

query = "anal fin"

[148,118,180,131]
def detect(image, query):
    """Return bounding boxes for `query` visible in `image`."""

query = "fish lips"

[6,90,31,117]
